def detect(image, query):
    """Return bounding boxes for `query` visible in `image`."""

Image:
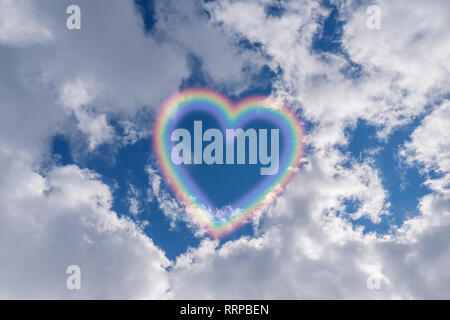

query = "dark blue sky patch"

[237,38,263,52]
[342,198,361,215]
[233,64,280,99]
[312,3,344,54]
[341,119,379,162]
[338,58,364,79]
[179,54,212,90]
[51,135,75,166]
[133,0,156,33]
[265,1,285,18]
[312,1,364,79]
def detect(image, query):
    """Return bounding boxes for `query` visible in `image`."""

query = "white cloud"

[145,164,202,235]
[0,148,170,299]
[168,148,450,298]
[128,184,141,216]
[0,0,53,46]
[59,77,115,150]
[342,0,450,103]
[166,0,450,300]
[166,149,390,298]
[155,0,267,89]
[0,0,190,158]
[121,120,146,145]
[400,102,450,175]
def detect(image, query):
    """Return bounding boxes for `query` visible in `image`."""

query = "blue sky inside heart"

[49,0,430,259]
[169,107,286,210]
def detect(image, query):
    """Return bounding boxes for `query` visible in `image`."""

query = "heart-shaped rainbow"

[153,88,304,238]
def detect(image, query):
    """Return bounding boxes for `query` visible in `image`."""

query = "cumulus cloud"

[0,148,170,299]
[168,153,390,299]
[166,0,450,299]
[342,0,450,107]
[168,148,449,299]
[208,0,450,144]
[400,102,450,175]
[0,0,185,159]
[1,0,449,299]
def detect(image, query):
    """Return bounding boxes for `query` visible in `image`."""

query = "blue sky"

[1,0,450,299]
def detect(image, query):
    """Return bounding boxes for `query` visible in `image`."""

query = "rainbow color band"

[153,88,305,238]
